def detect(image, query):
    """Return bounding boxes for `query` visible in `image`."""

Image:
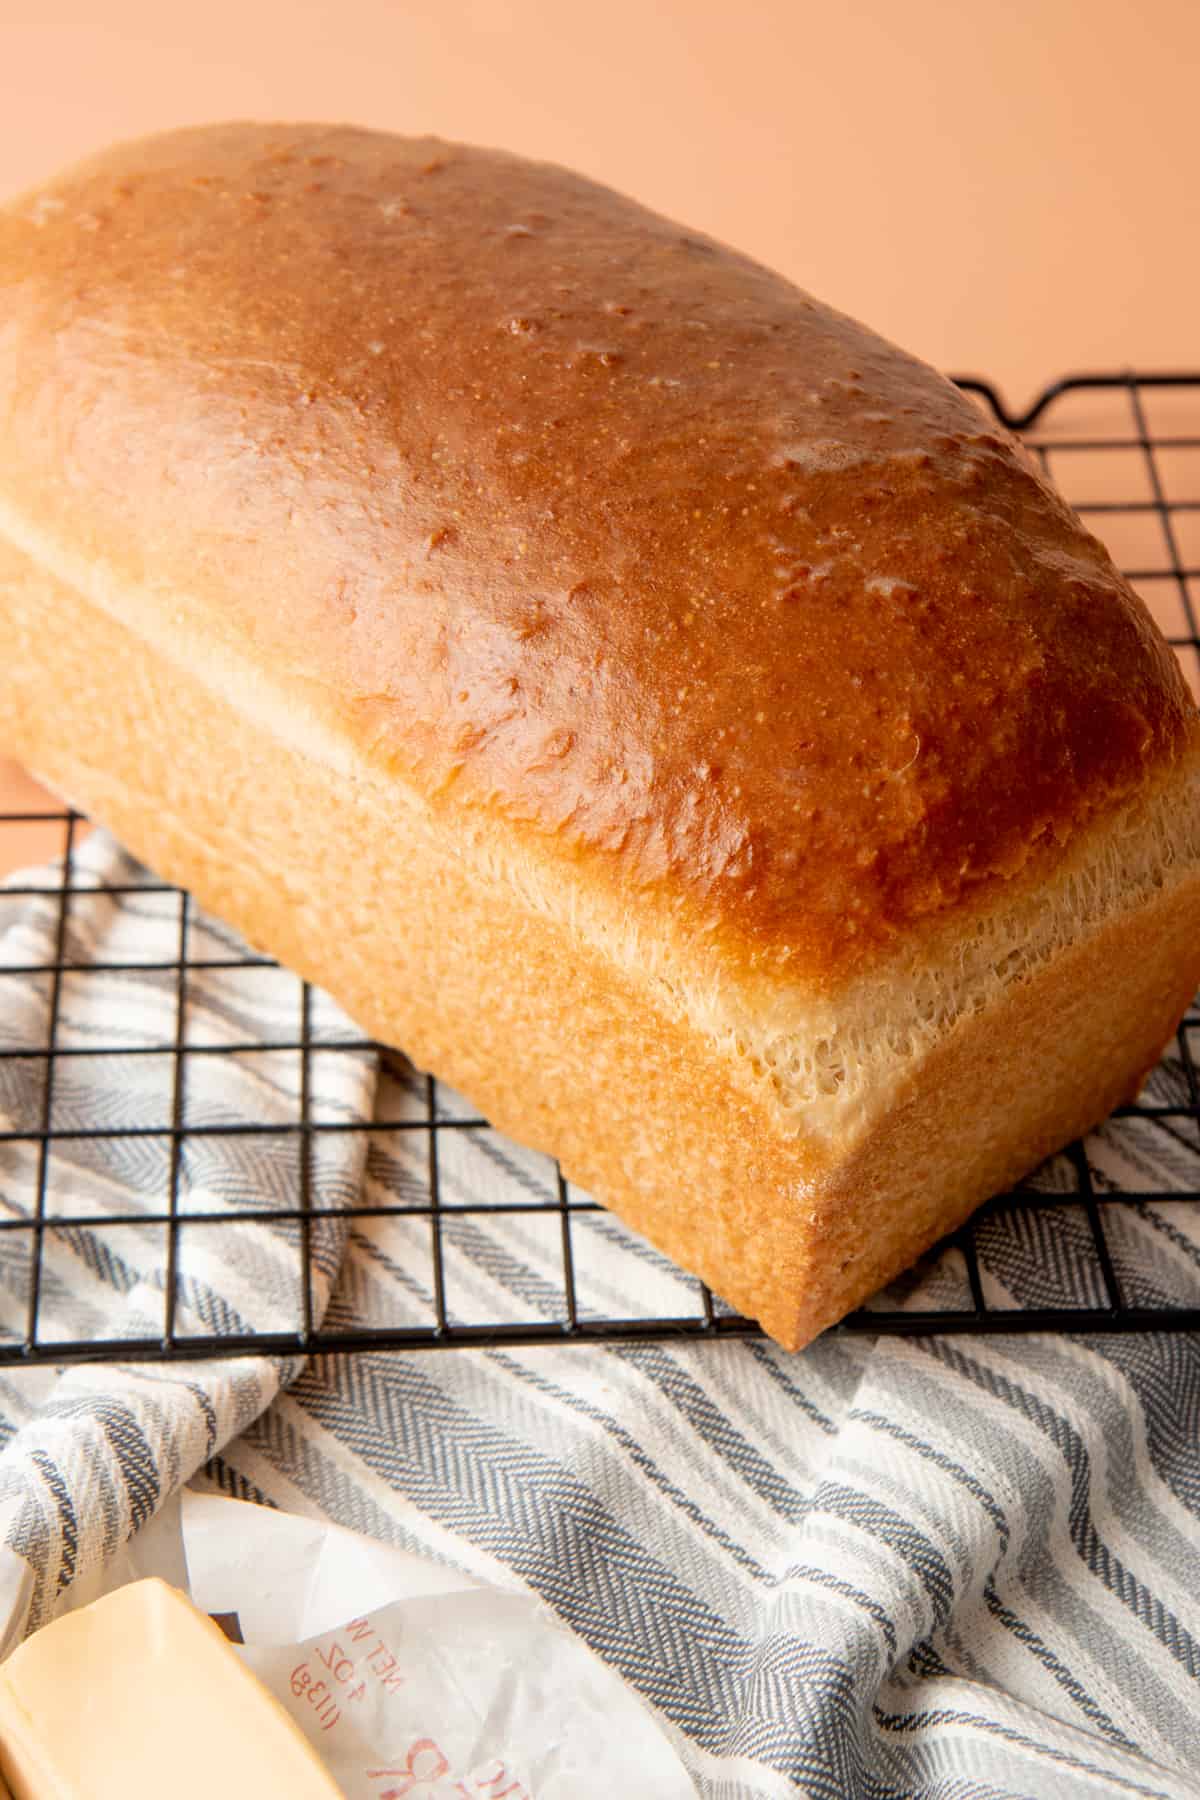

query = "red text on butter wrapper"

[290,1662,342,1734]
[339,1617,407,1691]
[290,1616,408,1729]
[368,1741,531,1797]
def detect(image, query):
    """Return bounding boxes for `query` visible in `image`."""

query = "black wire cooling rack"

[2,371,1200,1365]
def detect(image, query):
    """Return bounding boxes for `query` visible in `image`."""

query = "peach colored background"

[4,0,1199,408]
[2,0,1198,859]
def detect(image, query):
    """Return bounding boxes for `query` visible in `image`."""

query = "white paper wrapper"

[0,1493,697,1800]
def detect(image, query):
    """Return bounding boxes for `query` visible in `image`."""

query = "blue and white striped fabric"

[3,833,1200,1797]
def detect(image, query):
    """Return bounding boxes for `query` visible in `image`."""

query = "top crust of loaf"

[0,123,1193,986]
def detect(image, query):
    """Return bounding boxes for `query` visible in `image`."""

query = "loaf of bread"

[1,124,1198,1348]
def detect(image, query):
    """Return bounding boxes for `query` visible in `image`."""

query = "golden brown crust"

[0,122,1191,986]
[3,544,1198,1347]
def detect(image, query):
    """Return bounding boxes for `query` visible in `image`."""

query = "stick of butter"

[0,1577,343,1797]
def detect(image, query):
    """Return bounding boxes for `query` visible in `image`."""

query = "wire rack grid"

[2,371,1200,1365]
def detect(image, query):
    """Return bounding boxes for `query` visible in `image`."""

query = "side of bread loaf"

[2,123,1199,1346]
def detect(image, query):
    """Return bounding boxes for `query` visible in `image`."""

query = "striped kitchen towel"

[4,833,1200,1796]
[0,828,374,1625]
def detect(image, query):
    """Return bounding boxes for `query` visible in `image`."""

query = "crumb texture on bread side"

[4,122,1200,1346]
[3,543,1199,1347]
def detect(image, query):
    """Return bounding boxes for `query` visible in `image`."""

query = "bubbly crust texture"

[0,122,1192,986]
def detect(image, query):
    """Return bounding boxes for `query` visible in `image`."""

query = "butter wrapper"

[240,1586,693,1798]
[185,1493,698,1800]
[0,1488,696,1796]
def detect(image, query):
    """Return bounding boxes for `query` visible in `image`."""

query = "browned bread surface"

[0,123,1190,985]
[2,123,1198,1346]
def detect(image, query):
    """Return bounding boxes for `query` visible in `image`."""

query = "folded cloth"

[0,829,374,1625]
[3,833,1200,1797]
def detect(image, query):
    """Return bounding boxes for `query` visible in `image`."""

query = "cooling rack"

[1,371,1200,1364]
